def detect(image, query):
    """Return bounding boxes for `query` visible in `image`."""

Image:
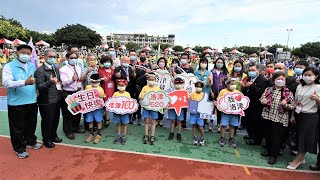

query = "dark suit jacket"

[113,65,135,94]
[244,74,269,111]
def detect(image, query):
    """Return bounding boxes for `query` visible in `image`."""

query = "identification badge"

[108,82,113,89]
[56,82,62,91]
[295,103,302,114]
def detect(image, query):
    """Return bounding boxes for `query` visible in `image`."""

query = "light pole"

[286,29,293,61]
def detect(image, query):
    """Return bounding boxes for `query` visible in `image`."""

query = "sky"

[1,0,320,49]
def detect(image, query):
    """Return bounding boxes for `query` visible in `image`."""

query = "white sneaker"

[27,143,42,150]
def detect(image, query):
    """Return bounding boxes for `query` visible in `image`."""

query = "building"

[105,33,175,47]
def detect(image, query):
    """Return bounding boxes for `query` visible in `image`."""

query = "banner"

[175,73,199,94]
[216,92,250,116]
[188,93,215,120]
[167,90,189,116]
[139,90,171,114]
[154,71,173,91]
[105,96,139,115]
[65,89,105,115]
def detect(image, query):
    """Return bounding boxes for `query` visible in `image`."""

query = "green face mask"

[47,58,57,65]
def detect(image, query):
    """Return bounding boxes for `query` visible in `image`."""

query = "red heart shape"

[235,95,242,101]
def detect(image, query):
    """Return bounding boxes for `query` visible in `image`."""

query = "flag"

[27,38,38,68]
[156,44,160,61]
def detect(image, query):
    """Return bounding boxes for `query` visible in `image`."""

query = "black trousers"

[39,102,61,142]
[8,103,38,153]
[133,85,142,120]
[61,91,81,134]
[246,107,264,143]
[265,119,286,158]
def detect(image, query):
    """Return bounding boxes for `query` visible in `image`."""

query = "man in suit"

[244,64,269,145]
[272,63,298,94]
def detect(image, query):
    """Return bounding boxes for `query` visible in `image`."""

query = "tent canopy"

[12,39,26,45]
[260,50,273,56]
[203,48,213,53]
[0,38,13,44]
[184,47,194,52]
[142,46,152,51]
[36,40,50,47]
[230,49,243,54]
[164,47,173,52]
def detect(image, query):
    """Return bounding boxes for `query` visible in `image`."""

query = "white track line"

[0,135,319,174]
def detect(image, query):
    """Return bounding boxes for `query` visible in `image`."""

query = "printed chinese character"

[86,91,95,100]
[150,93,157,100]
[237,103,244,110]
[230,104,237,110]
[157,93,164,100]
[85,101,94,110]
[109,102,115,108]
[228,96,235,103]
[115,102,121,108]
[77,93,86,102]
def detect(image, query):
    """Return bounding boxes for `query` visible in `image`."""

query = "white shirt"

[2,60,28,88]
[295,84,320,113]
[112,58,121,69]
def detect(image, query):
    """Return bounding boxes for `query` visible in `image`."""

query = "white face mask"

[195,87,202,92]
[118,86,126,91]
[174,84,183,89]
[303,76,315,84]
[147,80,156,86]
[229,85,237,90]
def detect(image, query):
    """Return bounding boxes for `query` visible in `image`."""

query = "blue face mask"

[19,54,31,63]
[104,62,111,68]
[69,59,77,66]
[47,58,57,65]
[294,68,303,75]
[130,56,137,61]
[234,67,242,72]
[248,71,257,78]
[109,51,115,56]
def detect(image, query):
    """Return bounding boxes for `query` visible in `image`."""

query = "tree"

[0,19,27,39]
[125,42,140,51]
[54,24,102,48]
[300,42,320,58]
[0,15,23,28]
[222,47,232,53]
[173,45,184,52]
[291,47,305,58]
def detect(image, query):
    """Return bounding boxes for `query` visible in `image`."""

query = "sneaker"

[208,126,213,132]
[199,137,205,146]
[85,134,94,143]
[193,137,199,145]
[177,133,182,142]
[26,143,42,150]
[150,136,155,145]
[16,151,29,159]
[219,137,225,147]
[217,125,221,133]
[121,136,127,145]
[93,135,101,144]
[143,135,149,144]
[229,138,237,148]
[114,135,121,144]
[168,132,174,141]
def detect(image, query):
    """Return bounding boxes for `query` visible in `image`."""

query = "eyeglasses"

[69,57,77,59]
[47,56,56,58]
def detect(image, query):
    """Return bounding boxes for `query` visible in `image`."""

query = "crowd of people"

[2,44,320,171]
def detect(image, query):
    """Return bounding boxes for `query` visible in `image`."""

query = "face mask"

[180,59,188,65]
[174,84,183,89]
[47,58,57,65]
[140,57,146,62]
[109,51,115,56]
[229,84,237,90]
[249,57,257,64]
[104,62,111,68]
[294,68,303,75]
[172,64,178,67]
[234,67,242,72]
[147,80,156,86]
[274,69,282,73]
[91,83,100,88]
[122,63,129,68]
[118,86,126,91]
[200,63,207,69]
[158,62,165,68]
[130,56,137,61]
[19,54,31,63]
[248,71,257,78]
[206,57,211,61]
[303,76,315,84]
[69,59,77,66]
[266,68,274,74]
[216,63,223,69]
[274,79,285,87]
[195,87,203,92]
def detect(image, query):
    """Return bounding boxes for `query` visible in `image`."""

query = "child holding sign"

[189,81,206,145]
[84,74,106,144]
[216,78,239,148]
[139,72,161,145]
[168,77,185,142]
[112,79,131,145]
